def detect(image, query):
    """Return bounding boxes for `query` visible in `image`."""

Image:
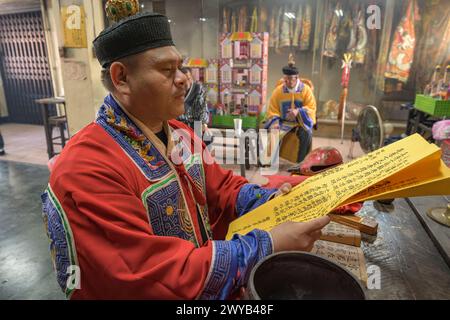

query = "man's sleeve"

[264,89,282,129]
[266,88,281,121]
[300,85,317,125]
[198,151,278,299]
[201,148,277,240]
[199,229,273,299]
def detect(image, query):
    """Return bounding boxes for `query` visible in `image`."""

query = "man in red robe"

[41,9,329,300]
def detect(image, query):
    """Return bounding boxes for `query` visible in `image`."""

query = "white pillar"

[43,0,107,135]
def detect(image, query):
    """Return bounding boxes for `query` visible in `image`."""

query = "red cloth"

[49,120,247,299]
[261,174,308,189]
[330,202,364,215]
[262,174,363,215]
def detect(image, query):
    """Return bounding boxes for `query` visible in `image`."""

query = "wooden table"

[357,198,450,299]
[34,97,66,159]
[210,127,259,178]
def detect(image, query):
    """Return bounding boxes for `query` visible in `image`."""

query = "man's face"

[125,46,187,122]
[284,75,298,89]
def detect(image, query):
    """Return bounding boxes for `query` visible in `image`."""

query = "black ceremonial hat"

[282,53,299,76]
[93,1,174,68]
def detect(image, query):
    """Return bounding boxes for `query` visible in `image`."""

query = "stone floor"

[0,123,56,166]
[0,160,64,299]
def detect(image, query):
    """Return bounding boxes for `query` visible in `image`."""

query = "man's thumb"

[300,215,331,232]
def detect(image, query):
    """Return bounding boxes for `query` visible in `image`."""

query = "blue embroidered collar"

[95,94,171,180]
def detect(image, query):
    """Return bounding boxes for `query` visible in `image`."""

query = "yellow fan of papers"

[226,134,450,239]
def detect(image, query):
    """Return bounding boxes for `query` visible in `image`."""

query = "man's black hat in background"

[282,53,299,76]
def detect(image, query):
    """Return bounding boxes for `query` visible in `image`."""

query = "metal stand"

[340,104,346,144]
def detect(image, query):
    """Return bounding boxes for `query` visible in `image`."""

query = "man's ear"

[110,62,131,95]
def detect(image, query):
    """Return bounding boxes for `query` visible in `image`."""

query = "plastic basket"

[212,115,259,129]
[414,94,450,117]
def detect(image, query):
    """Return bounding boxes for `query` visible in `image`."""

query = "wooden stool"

[47,115,68,156]
[35,97,67,159]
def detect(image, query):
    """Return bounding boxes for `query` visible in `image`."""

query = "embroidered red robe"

[41,94,277,300]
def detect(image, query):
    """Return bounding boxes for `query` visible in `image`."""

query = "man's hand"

[269,216,330,252]
[286,108,299,121]
[269,183,330,252]
[271,122,280,130]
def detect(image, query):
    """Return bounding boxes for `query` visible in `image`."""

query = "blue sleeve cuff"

[298,108,313,131]
[264,116,281,129]
[236,184,278,217]
[199,229,273,300]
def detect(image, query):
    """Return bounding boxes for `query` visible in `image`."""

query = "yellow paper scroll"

[343,158,450,204]
[226,134,450,239]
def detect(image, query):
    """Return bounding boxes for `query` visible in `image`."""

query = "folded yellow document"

[226,134,450,239]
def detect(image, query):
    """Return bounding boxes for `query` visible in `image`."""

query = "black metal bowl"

[248,251,366,300]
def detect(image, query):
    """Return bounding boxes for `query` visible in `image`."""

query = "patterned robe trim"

[96,94,210,247]
[281,81,304,94]
[41,185,79,299]
[140,172,199,246]
[235,184,278,217]
[297,107,314,132]
[265,113,312,133]
[95,94,171,181]
[139,153,213,245]
[185,153,213,239]
[198,229,273,300]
